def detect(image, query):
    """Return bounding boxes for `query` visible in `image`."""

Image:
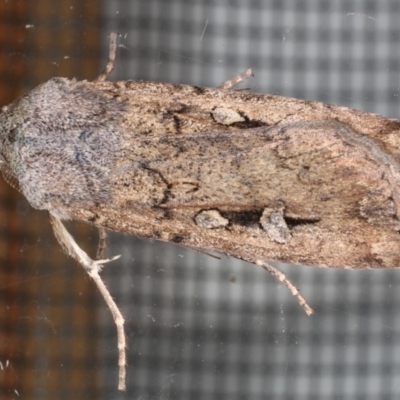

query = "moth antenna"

[256,260,314,316]
[97,32,118,82]
[48,213,127,391]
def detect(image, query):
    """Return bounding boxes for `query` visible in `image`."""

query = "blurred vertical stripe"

[0,1,103,398]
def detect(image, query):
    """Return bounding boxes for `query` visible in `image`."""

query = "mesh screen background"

[1,1,400,400]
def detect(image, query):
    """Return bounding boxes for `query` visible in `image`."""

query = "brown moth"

[2,33,400,390]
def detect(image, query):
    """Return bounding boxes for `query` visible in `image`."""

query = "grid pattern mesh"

[1,1,400,399]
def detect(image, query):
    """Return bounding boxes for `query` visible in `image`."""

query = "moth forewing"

[87,121,400,270]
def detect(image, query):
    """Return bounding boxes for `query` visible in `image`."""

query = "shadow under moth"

[2,33,400,390]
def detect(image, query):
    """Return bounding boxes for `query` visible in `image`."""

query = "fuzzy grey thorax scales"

[0,78,125,218]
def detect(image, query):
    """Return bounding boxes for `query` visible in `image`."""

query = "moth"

[1,33,400,390]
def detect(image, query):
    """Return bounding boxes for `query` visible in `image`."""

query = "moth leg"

[218,68,253,90]
[48,213,127,391]
[256,260,314,316]
[97,32,118,82]
[96,226,108,260]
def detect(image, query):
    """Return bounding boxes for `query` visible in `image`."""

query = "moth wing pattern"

[99,120,400,269]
